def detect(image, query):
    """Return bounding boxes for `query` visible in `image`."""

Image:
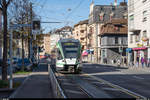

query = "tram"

[55,38,82,73]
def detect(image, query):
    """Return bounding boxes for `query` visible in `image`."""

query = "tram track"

[54,71,147,99]
[55,72,92,98]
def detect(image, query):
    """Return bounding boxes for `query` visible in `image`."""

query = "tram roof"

[58,38,80,43]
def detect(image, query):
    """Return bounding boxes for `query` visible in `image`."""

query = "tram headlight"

[62,59,65,62]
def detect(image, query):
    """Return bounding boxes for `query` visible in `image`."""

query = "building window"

[143,30,147,37]
[99,12,104,21]
[112,7,115,11]
[130,34,133,43]
[110,12,114,20]
[143,10,147,22]
[135,34,140,42]
[80,30,84,33]
[119,38,123,45]
[115,37,118,44]
[142,0,147,3]
[129,14,134,21]
[114,26,120,31]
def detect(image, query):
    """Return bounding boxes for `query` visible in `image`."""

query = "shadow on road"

[83,63,128,73]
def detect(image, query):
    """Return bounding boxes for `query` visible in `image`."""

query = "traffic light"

[32,20,40,30]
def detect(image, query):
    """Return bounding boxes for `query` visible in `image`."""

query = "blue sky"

[31,0,127,33]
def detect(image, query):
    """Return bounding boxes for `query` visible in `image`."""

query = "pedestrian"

[148,58,150,67]
[141,57,144,68]
[117,59,121,66]
[136,57,139,67]
[124,57,127,66]
[145,58,148,67]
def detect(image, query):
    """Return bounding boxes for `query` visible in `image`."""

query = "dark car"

[17,58,32,71]
[0,58,2,67]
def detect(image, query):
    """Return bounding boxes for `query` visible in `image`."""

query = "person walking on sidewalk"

[141,57,144,68]
[136,57,139,67]
[148,58,150,67]
[124,57,127,66]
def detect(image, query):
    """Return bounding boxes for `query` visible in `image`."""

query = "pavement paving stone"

[9,61,54,98]
[11,72,54,98]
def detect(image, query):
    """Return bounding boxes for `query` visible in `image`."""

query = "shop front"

[132,47,148,66]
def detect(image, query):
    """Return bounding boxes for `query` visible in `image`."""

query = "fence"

[48,64,66,98]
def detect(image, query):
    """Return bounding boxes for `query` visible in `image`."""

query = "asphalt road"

[82,63,150,98]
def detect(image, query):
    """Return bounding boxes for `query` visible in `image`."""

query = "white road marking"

[133,76,144,80]
[102,87,120,91]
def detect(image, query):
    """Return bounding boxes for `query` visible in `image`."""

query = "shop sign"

[137,43,143,47]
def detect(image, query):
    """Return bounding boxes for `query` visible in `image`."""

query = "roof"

[89,4,127,24]
[99,18,127,36]
[74,19,88,27]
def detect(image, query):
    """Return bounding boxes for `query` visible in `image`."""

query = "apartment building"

[88,1,127,63]
[73,19,88,50]
[99,18,128,64]
[59,26,73,38]
[50,33,61,53]
[128,0,150,65]
[40,34,51,56]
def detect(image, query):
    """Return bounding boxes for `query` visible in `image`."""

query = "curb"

[8,73,33,98]
[0,88,14,92]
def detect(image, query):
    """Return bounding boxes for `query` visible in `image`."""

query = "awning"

[82,50,88,56]
[126,48,132,52]
[132,47,147,51]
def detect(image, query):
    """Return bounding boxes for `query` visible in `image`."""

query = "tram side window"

[57,49,63,60]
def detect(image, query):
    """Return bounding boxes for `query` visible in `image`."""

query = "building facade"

[88,1,127,63]
[99,19,128,64]
[128,0,150,66]
[73,20,88,50]
[40,34,51,56]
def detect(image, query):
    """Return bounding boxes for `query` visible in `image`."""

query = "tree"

[0,0,13,81]
[9,0,33,71]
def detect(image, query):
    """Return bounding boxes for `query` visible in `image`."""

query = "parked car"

[16,58,32,71]
[13,57,19,64]
[0,58,2,67]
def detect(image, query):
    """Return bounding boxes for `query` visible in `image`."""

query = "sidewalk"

[9,64,54,98]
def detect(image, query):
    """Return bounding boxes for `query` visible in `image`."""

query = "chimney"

[114,0,117,6]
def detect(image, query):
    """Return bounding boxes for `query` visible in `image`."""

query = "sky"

[31,0,127,33]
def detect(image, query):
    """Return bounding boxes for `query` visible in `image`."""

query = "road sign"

[9,24,31,29]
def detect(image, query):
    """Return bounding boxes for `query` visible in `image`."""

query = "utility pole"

[95,23,98,63]
[29,2,33,61]
[9,28,13,89]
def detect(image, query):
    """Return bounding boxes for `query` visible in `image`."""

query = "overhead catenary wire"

[64,0,86,26]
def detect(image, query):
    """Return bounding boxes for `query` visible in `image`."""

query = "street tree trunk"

[2,1,8,81]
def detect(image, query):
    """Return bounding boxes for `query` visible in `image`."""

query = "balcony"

[129,29,141,33]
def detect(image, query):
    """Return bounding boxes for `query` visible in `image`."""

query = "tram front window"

[65,51,78,58]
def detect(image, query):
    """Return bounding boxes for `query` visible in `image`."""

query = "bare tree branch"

[6,0,13,7]
[0,0,3,10]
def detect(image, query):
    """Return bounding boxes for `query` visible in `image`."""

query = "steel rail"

[56,73,93,98]
[81,72,147,99]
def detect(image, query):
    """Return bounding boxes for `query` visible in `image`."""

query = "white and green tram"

[55,38,82,73]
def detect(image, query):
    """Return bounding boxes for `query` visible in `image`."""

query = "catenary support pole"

[9,29,13,89]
